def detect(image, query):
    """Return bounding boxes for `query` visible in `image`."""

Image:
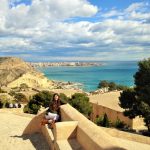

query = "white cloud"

[102,9,121,18]
[0,1,150,61]
[125,2,145,12]
[3,0,98,29]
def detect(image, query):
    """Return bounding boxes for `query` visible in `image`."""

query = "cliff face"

[0,57,52,88]
[0,57,34,86]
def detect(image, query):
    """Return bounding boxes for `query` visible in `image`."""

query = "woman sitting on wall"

[41,93,65,128]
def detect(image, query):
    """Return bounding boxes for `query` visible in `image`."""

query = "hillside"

[0,57,53,88]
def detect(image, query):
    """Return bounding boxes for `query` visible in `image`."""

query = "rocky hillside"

[0,57,52,88]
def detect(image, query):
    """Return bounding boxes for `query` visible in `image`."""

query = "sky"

[0,0,150,61]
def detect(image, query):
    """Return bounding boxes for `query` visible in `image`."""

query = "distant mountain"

[0,57,52,88]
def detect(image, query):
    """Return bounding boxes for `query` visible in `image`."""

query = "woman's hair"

[52,93,60,102]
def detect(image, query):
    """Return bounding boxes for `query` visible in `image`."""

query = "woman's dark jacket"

[46,100,65,115]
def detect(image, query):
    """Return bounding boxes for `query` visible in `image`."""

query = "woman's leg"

[41,118,49,125]
[46,112,59,122]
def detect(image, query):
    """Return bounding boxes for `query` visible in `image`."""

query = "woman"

[41,93,64,128]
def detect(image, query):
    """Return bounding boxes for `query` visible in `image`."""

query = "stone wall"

[91,102,132,127]
[23,104,149,150]
[90,102,144,129]
[60,104,125,150]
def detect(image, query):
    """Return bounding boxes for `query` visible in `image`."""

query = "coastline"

[29,62,103,68]
[36,61,136,92]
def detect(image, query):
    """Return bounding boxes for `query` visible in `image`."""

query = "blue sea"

[38,61,138,92]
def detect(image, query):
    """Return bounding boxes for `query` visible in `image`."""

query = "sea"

[38,61,138,92]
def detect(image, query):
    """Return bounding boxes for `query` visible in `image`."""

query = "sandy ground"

[0,108,49,150]
[50,89,82,97]
[89,91,124,111]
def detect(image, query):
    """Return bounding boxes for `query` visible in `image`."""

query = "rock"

[0,57,53,88]
[0,57,34,86]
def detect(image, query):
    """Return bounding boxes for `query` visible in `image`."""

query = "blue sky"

[0,0,150,61]
[89,0,146,9]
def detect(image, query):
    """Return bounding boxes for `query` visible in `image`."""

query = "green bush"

[98,80,109,88]
[23,102,41,114]
[117,85,128,91]
[9,90,16,96]
[14,93,28,103]
[23,90,55,114]
[31,91,54,108]
[23,91,69,115]
[95,113,111,127]
[23,104,29,113]
[98,80,128,91]
[69,93,92,117]
[59,93,68,104]
[95,116,103,126]
[114,118,126,129]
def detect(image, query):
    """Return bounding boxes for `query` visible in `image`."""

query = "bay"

[38,61,138,92]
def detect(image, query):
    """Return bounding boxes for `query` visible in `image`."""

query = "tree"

[119,58,150,131]
[69,93,92,117]
[98,80,109,88]
[119,88,140,119]
[32,91,54,108]
[98,80,128,91]
[109,82,117,91]
[134,58,150,131]
[117,85,128,91]
[23,91,68,114]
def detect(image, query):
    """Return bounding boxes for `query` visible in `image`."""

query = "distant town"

[29,62,102,67]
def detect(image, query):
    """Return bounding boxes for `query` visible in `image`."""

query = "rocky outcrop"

[0,57,33,86]
[0,57,53,88]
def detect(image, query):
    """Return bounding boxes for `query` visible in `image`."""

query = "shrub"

[14,93,28,103]
[98,80,129,91]
[109,82,117,91]
[31,91,54,108]
[9,90,16,96]
[95,113,111,127]
[23,91,69,115]
[95,116,103,126]
[114,118,126,129]
[59,93,68,104]
[117,85,128,91]
[69,93,92,117]
[98,80,109,88]
[23,102,41,114]
[23,104,29,113]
